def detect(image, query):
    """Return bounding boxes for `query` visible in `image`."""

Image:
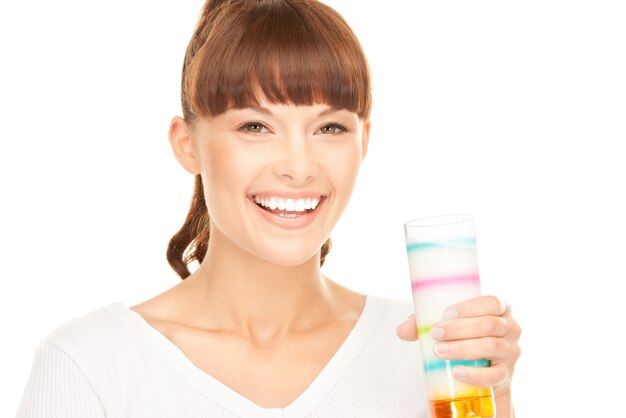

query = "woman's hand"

[396,295,521,416]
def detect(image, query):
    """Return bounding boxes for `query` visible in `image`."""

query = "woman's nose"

[272,137,319,184]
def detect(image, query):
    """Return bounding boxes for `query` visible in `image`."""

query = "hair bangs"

[184,0,371,120]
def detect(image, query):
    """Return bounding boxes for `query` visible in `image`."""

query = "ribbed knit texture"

[16,297,429,417]
[16,343,105,418]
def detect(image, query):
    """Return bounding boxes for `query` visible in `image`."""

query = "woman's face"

[174,98,370,266]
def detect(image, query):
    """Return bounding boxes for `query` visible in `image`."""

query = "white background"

[1,0,625,416]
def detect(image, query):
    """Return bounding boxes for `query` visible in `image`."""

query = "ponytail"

[166,175,209,279]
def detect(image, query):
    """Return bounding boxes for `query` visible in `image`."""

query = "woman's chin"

[252,246,322,268]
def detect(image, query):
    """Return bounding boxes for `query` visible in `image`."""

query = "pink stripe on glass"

[411,273,480,291]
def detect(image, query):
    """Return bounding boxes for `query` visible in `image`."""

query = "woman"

[17,0,520,416]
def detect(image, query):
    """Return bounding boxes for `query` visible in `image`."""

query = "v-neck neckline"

[104,296,386,417]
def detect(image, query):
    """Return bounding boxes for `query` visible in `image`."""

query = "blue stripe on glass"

[406,238,476,253]
[423,358,490,373]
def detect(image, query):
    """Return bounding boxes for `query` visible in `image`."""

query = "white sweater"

[16,296,428,417]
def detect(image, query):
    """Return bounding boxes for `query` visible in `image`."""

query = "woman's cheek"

[206,140,253,182]
[325,146,363,189]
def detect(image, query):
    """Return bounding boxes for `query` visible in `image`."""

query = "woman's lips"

[249,196,326,230]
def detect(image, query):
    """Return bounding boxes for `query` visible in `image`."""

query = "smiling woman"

[14,1,520,417]
[167,0,372,279]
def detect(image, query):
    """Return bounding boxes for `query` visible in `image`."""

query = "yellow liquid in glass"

[430,395,495,418]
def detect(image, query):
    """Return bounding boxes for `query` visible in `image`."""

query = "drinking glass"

[404,214,495,418]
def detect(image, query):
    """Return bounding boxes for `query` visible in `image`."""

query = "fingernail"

[430,326,445,340]
[453,367,466,378]
[433,343,448,355]
[443,308,458,319]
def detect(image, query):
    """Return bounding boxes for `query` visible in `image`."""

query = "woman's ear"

[169,116,200,175]
[361,120,371,161]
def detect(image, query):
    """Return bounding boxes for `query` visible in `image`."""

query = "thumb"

[396,314,418,341]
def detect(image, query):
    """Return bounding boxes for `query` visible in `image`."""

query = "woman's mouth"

[250,194,326,228]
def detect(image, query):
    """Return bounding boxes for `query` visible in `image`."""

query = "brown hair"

[167,0,372,279]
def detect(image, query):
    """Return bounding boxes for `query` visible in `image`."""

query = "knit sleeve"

[16,343,106,418]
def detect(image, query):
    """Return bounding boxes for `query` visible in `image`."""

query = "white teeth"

[254,195,322,212]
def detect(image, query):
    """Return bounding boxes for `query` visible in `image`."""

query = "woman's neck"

[170,231,339,343]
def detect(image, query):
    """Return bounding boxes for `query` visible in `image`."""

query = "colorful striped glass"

[405,214,495,418]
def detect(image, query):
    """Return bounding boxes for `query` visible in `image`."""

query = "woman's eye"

[240,122,268,133]
[318,123,347,135]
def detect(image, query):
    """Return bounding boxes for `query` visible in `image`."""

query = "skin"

[131,98,521,413]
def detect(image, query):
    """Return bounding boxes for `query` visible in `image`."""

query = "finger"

[396,314,418,341]
[433,337,515,361]
[452,363,512,389]
[444,295,508,320]
[430,315,509,341]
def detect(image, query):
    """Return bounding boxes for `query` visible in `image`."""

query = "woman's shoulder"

[41,302,128,348]
[35,302,147,372]
[31,302,171,395]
